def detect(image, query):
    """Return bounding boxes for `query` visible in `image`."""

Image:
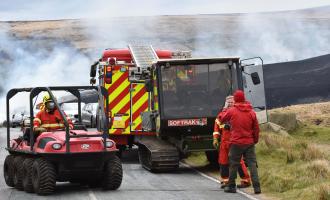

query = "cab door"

[241,57,268,124]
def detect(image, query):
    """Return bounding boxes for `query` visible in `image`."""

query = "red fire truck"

[90,45,267,171]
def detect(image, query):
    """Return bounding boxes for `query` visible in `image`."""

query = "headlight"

[106,141,114,148]
[52,143,62,150]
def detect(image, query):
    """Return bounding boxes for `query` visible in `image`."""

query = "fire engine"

[90,45,267,171]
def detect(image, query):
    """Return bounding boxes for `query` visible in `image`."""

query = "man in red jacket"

[33,94,73,133]
[221,90,261,194]
[213,96,251,189]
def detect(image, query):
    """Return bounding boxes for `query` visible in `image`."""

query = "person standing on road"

[33,93,73,133]
[220,90,261,194]
[213,95,251,189]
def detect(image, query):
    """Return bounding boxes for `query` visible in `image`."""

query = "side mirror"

[251,72,261,85]
[90,61,98,77]
[90,78,96,85]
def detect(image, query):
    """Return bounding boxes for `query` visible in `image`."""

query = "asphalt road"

[0,128,251,200]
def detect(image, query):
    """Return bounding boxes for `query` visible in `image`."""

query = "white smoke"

[191,12,330,63]
[1,0,330,21]
[0,25,92,122]
[1,5,330,122]
[235,13,330,62]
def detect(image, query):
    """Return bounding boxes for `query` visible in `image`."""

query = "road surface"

[0,128,252,200]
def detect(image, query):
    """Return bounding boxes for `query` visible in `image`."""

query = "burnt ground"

[264,54,330,108]
[1,5,330,108]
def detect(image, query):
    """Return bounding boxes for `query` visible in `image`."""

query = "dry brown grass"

[262,133,292,149]
[318,184,330,200]
[286,149,299,164]
[270,101,330,127]
[305,159,330,179]
[300,144,326,161]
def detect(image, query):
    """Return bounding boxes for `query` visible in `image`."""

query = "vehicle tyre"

[13,156,25,190]
[22,158,34,193]
[32,158,56,195]
[205,150,219,167]
[88,180,102,188]
[4,155,15,187]
[102,155,122,190]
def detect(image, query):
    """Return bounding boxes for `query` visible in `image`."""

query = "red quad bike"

[4,86,122,195]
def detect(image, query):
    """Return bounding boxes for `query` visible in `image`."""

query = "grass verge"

[184,125,330,200]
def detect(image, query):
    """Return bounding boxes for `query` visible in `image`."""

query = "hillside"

[0,5,330,116]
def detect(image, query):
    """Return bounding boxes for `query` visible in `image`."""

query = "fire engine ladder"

[128,45,159,80]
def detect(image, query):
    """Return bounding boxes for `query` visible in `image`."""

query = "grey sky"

[0,0,330,21]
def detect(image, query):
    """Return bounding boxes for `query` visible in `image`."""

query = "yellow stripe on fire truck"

[131,85,149,130]
[107,70,131,134]
[104,67,151,134]
[153,72,158,110]
[104,68,122,90]
[109,80,130,103]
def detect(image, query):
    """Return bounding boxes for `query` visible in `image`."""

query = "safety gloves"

[213,138,220,150]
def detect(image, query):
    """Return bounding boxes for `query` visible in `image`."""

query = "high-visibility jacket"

[33,109,73,131]
[213,108,231,164]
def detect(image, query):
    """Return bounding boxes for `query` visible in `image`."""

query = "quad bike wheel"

[22,158,34,193]
[32,158,56,195]
[13,156,25,190]
[4,155,15,187]
[102,155,123,190]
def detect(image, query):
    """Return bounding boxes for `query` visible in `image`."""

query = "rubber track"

[103,155,123,190]
[22,158,34,193]
[138,145,179,171]
[4,155,15,187]
[33,158,56,195]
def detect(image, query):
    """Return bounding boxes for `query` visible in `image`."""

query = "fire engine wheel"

[22,158,34,193]
[4,155,15,187]
[32,158,56,195]
[102,155,123,190]
[13,156,25,190]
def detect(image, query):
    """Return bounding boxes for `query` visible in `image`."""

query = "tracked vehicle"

[90,45,267,171]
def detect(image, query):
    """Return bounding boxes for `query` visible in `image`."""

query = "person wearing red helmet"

[213,96,251,189]
[221,90,261,194]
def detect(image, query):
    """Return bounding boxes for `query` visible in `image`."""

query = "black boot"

[224,185,236,193]
[254,187,261,194]
[220,182,228,189]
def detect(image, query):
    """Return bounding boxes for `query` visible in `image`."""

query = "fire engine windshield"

[160,63,236,119]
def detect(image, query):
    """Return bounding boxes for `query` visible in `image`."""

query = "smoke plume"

[0,25,92,121]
